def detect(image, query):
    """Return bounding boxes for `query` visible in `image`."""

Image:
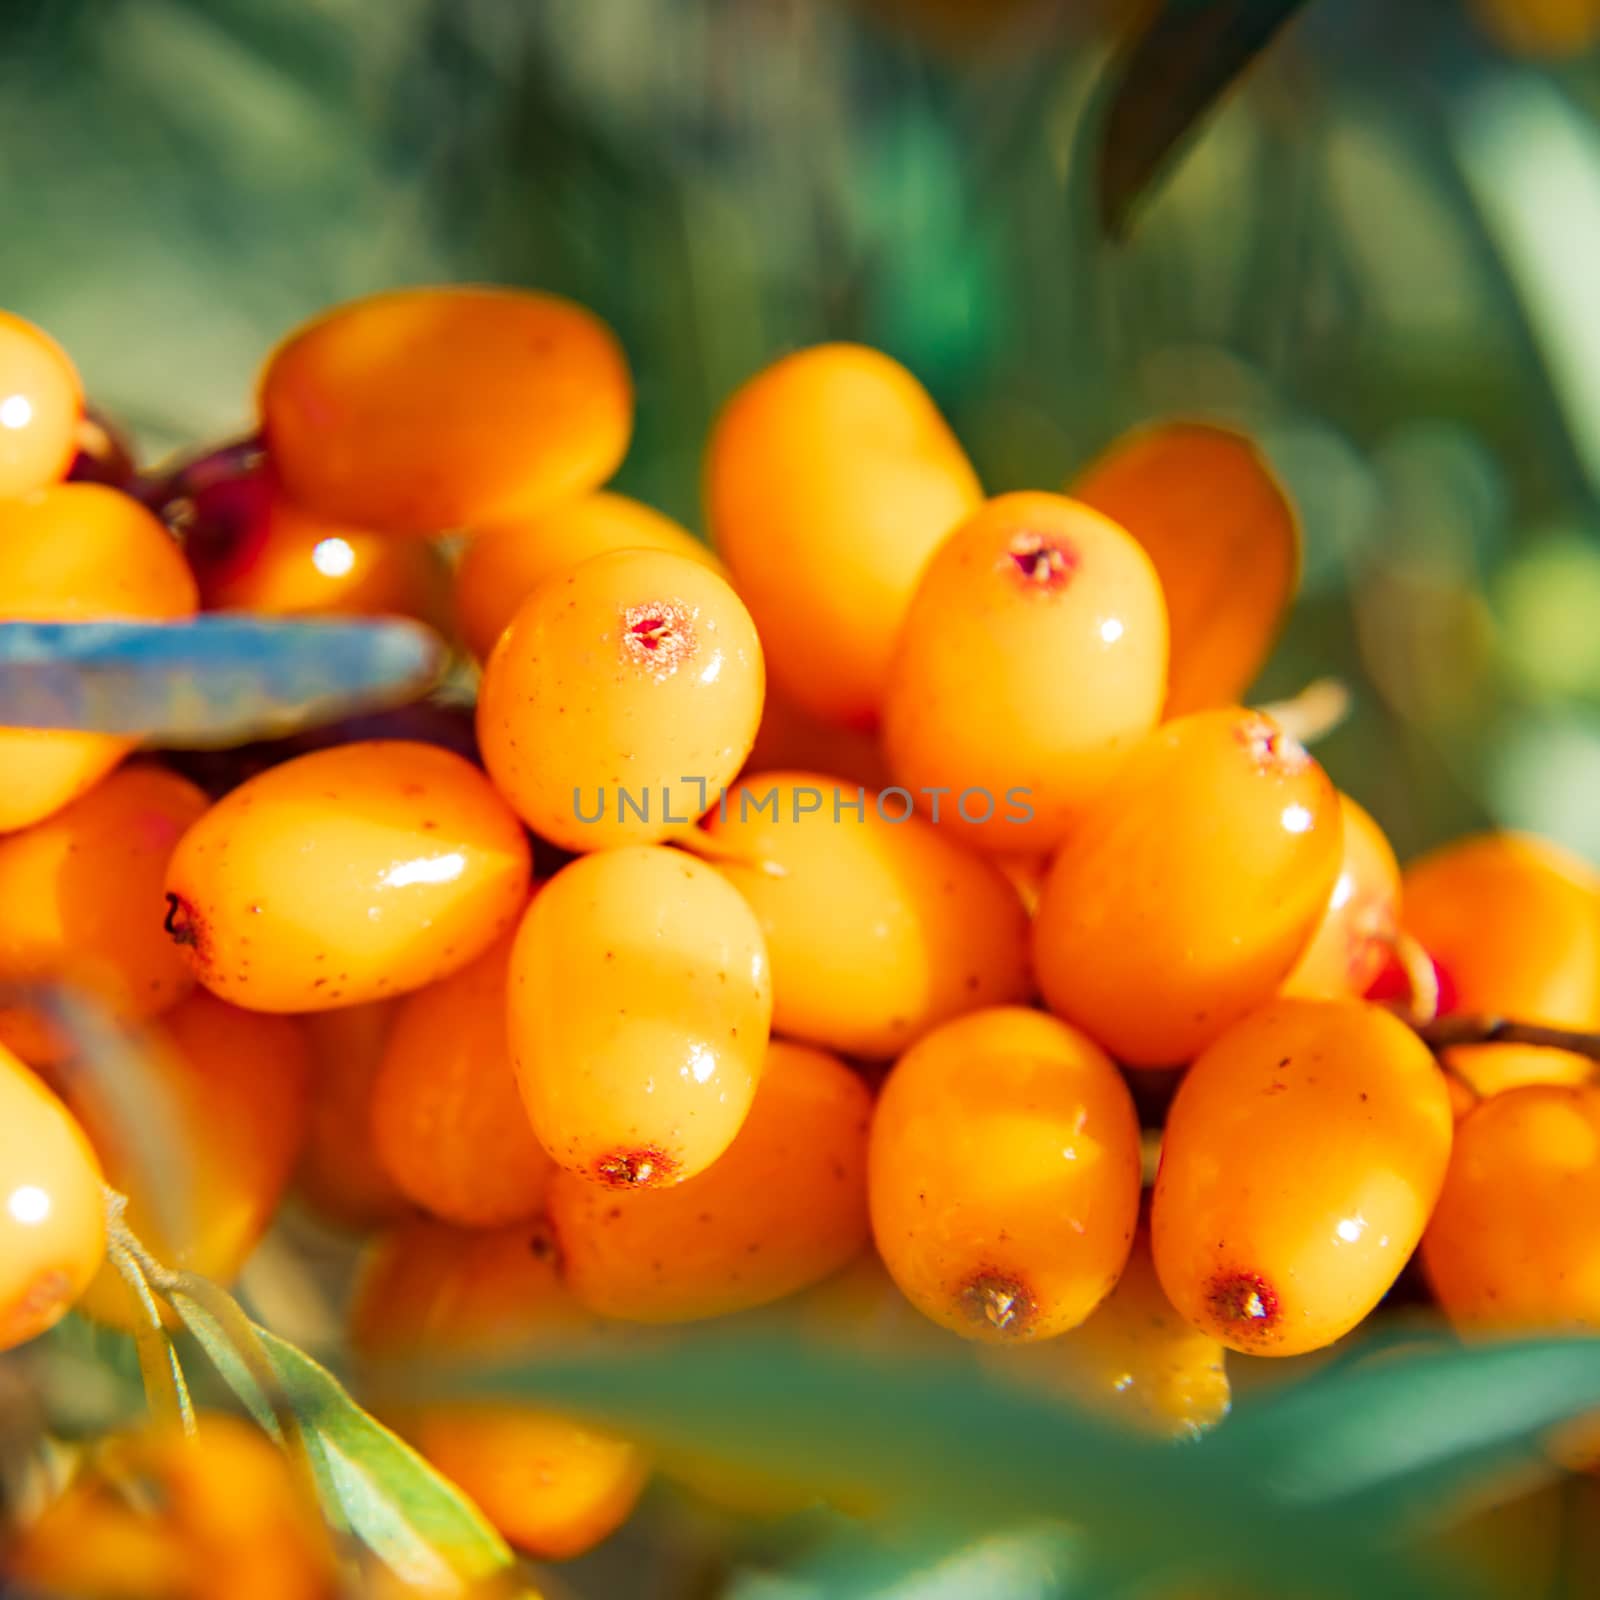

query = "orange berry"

[1033,708,1342,1066]
[883,491,1169,851]
[0,764,207,1066]
[1401,833,1600,1099]
[455,490,720,661]
[869,1006,1142,1343]
[0,1047,105,1350]
[1422,1083,1600,1330]
[701,772,1031,1058]
[186,467,447,625]
[508,846,771,1187]
[477,548,764,852]
[260,286,632,536]
[1281,793,1401,1000]
[1072,420,1298,717]
[295,1001,412,1229]
[0,484,198,834]
[985,1228,1230,1439]
[742,679,893,792]
[1152,998,1452,1357]
[705,342,982,729]
[372,933,553,1228]
[164,741,530,1012]
[0,309,82,497]
[351,1218,647,1560]
[5,1414,335,1600]
[71,990,311,1330]
[550,1039,870,1321]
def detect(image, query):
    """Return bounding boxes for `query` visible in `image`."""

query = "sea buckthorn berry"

[985,1229,1230,1439]
[260,286,632,536]
[705,342,982,729]
[182,463,448,625]
[1401,833,1600,1099]
[477,548,764,852]
[742,680,893,792]
[1033,708,1342,1066]
[372,932,553,1228]
[1152,998,1452,1357]
[869,1007,1142,1344]
[0,308,82,497]
[1072,420,1298,717]
[0,1047,105,1350]
[1281,793,1401,1001]
[883,491,1169,851]
[5,1414,336,1600]
[351,1218,648,1559]
[455,490,720,661]
[508,846,771,1187]
[295,1001,412,1229]
[701,772,1031,1059]
[550,1039,870,1321]
[1421,1083,1600,1330]
[0,764,207,1066]
[71,990,311,1330]
[0,483,198,834]
[163,740,530,1012]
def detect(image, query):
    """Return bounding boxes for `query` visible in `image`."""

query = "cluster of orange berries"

[3,289,1599,1566]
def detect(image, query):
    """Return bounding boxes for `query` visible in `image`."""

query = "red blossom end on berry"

[958,1270,1037,1337]
[594,1147,676,1189]
[1002,531,1078,595]
[620,601,696,677]
[1206,1269,1281,1343]
[1236,713,1312,777]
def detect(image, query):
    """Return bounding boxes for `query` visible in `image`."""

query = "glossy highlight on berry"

[0,308,82,498]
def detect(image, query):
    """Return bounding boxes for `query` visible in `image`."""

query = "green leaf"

[1092,0,1312,239]
[0,616,444,744]
[1217,1332,1600,1525]
[166,1278,515,1594]
[406,1327,1459,1599]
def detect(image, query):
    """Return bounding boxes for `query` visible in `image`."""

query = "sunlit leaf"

[1215,1332,1600,1527]
[1093,0,1312,239]
[0,617,444,744]
[411,1328,1455,1599]
[167,1278,516,1595]
[1072,420,1299,716]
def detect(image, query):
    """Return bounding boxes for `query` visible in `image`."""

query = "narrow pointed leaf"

[0,617,444,744]
[1094,0,1312,239]
[1072,420,1299,715]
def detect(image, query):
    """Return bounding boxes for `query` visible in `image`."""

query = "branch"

[1411,1014,1600,1065]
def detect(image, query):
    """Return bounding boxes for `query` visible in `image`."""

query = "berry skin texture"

[508,846,772,1187]
[985,1228,1230,1439]
[0,483,199,834]
[5,1415,336,1600]
[1281,793,1401,1001]
[869,1006,1142,1344]
[0,763,207,1066]
[351,1218,648,1560]
[295,1001,412,1229]
[1033,708,1343,1066]
[260,285,632,536]
[1152,998,1453,1357]
[550,1039,871,1321]
[185,465,448,625]
[371,932,554,1228]
[743,680,893,792]
[0,308,82,498]
[0,1046,105,1351]
[705,342,982,729]
[455,489,722,661]
[70,990,311,1331]
[1421,1083,1600,1330]
[1072,421,1298,717]
[883,491,1169,852]
[1401,833,1600,1100]
[163,740,531,1012]
[702,772,1032,1059]
[477,548,764,852]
